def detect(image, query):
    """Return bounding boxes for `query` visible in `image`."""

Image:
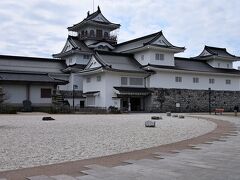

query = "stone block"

[145,121,156,128]
[151,116,162,120]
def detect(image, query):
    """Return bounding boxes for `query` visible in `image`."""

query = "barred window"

[193,77,199,83]
[175,76,182,83]
[209,78,215,84]
[226,79,231,85]
[121,77,128,85]
[129,78,143,86]
[41,88,52,98]
[155,53,164,60]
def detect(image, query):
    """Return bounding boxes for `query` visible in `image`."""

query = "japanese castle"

[1,6,240,112]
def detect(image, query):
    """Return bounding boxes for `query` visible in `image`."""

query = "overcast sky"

[0,0,240,66]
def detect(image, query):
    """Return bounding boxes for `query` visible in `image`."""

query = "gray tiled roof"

[53,36,92,58]
[145,57,240,75]
[68,7,120,31]
[0,55,64,62]
[205,46,236,58]
[194,46,239,60]
[96,51,145,72]
[0,71,68,84]
[114,32,160,52]
[69,36,92,52]
[114,31,184,53]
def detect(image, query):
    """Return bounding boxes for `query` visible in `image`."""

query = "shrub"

[108,106,121,114]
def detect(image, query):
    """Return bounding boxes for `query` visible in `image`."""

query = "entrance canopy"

[83,91,100,97]
[114,87,152,96]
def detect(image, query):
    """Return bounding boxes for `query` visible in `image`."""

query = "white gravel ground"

[0,114,216,171]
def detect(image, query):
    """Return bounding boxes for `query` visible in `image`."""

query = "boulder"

[145,121,156,128]
[172,114,178,118]
[166,112,171,116]
[179,115,185,119]
[42,117,55,121]
[151,116,162,120]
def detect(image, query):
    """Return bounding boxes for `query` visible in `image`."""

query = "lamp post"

[73,85,78,111]
[208,88,211,114]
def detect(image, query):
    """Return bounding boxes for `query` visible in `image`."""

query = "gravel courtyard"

[0,114,216,171]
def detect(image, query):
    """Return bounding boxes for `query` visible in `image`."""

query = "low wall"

[149,88,240,112]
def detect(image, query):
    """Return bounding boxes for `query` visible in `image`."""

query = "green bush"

[108,106,121,114]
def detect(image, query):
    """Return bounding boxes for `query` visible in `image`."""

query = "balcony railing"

[78,34,117,43]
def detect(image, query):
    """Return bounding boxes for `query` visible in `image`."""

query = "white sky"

[0,0,239,67]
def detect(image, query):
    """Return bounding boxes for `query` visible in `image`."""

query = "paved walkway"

[24,115,240,180]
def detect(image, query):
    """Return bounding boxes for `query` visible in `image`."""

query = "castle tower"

[68,6,120,46]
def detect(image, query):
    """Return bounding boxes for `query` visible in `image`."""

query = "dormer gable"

[192,46,240,69]
[115,31,185,54]
[52,36,92,58]
[85,55,102,69]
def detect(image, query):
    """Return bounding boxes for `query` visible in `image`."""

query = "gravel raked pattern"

[0,114,216,171]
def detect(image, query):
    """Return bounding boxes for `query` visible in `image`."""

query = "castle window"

[175,76,182,83]
[193,77,199,83]
[96,29,103,38]
[218,63,220,68]
[129,78,143,86]
[155,53,164,60]
[85,30,88,36]
[227,64,230,68]
[226,79,231,85]
[90,30,95,37]
[209,78,215,84]
[121,77,128,85]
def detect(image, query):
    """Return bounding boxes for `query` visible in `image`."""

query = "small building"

[0,55,68,109]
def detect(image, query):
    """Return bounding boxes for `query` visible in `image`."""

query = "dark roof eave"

[144,64,240,76]
[192,55,240,61]
[0,80,68,85]
[0,55,63,62]
[52,50,92,58]
[68,20,120,31]
[121,44,185,53]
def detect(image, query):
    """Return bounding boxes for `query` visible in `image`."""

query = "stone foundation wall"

[149,88,240,112]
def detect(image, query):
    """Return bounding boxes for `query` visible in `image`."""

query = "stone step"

[26,175,55,180]
[76,175,103,180]
[51,174,78,180]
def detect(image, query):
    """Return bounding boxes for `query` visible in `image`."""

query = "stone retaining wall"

[149,88,240,112]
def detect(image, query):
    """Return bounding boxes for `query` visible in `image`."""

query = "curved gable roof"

[114,31,185,53]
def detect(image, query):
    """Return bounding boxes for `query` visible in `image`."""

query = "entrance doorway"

[130,98,141,111]
[80,100,85,108]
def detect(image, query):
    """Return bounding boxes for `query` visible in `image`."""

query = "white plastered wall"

[150,70,240,91]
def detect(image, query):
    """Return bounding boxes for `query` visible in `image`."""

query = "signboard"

[176,103,180,108]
